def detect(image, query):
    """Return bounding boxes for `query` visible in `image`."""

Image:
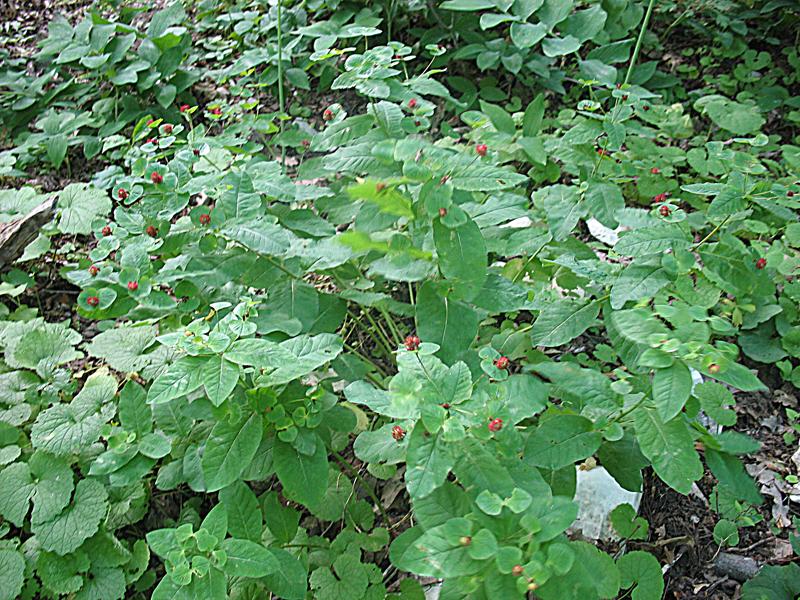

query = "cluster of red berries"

[659,205,671,217]
[650,167,660,174]
[146,225,158,238]
[199,213,211,225]
[653,192,669,203]
[163,124,173,134]
[151,172,163,184]
[88,265,99,276]
[438,207,447,217]
[596,148,609,157]
[756,257,767,270]
[101,225,112,236]
[117,188,128,200]
[488,418,503,432]
[179,104,190,112]
[127,281,138,291]
[475,143,488,157]
[86,296,100,307]
[392,425,405,441]
[404,335,420,351]
[323,109,334,121]
[493,356,509,370]
[408,99,417,109]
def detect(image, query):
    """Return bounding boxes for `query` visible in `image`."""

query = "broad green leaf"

[391,518,480,577]
[536,184,585,241]
[525,415,602,470]
[531,299,599,347]
[611,263,671,309]
[146,356,206,405]
[405,425,454,500]
[223,218,294,256]
[347,180,413,218]
[32,478,108,555]
[0,550,24,600]
[479,100,515,134]
[273,437,328,507]
[219,481,262,542]
[537,541,620,599]
[433,217,487,301]
[652,361,692,421]
[221,538,279,578]
[202,355,240,406]
[614,223,691,257]
[633,404,703,494]
[617,551,664,600]
[705,449,761,505]
[415,282,479,365]
[86,325,156,373]
[57,184,112,235]
[202,412,264,492]
[523,93,545,136]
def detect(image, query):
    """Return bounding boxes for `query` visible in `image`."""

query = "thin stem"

[332,452,391,527]
[624,0,657,86]
[692,215,731,251]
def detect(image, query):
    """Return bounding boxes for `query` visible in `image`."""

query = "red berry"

[210,107,222,115]
[151,171,163,184]
[323,109,334,121]
[650,167,660,174]
[643,105,650,111]
[659,205,671,217]
[301,139,310,147]
[441,403,450,409]
[117,188,128,200]
[146,138,157,145]
[708,363,720,374]
[475,143,488,157]
[193,149,200,156]
[653,192,668,203]
[438,207,447,217]
[127,281,139,291]
[376,182,386,192]
[199,213,211,225]
[147,119,155,126]
[404,335,420,351]
[414,120,421,126]
[101,226,112,236]
[392,425,405,441]
[408,98,417,109]
[615,83,622,89]
[756,257,767,270]
[488,418,503,432]
[163,124,173,134]
[596,148,609,157]
[146,225,157,238]
[494,356,509,370]
[512,565,524,577]
[179,104,190,112]
[622,94,628,101]
[88,265,99,276]
[86,296,100,307]
[788,191,795,197]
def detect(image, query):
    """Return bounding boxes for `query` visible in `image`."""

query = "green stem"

[624,0,657,86]
[332,452,391,527]
[692,215,731,251]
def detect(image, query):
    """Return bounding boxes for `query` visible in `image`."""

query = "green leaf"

[202,412,264,492]
[440,0,496,10]
[202,355,240,406]
[693,381,736,427]
[541,35,581,57]
[611,263,671,309]
[86,324,156,373]
[223,218,294,256]
[479,101,515,135]
[57,184,112,235]
[537,184,585,241]
[405,425,454,500]
[391,518,480,577]
[617,551,664,600]
[633,404,703,494]
[614,223,692,257]
[221,538,279,578]
[525,415,602,470]
[273,437,328,507]
[705,449,761,505]
[610,504,649,540]
[32,478,108,555]
[368,101,404,138]
[652,361,693,421]
[219,481,262,542]
[415,282,479,365]
[522,94,545,137]
[713,520,739,547]
[510,22,547,49]
[584,180,624,227]
[537,541,620,599]
[263,549,307,600]
[433,217,487,301]
[0,549,25,600]
[146,356,206,404]
[347,180,413,218]
[530,299,599,347]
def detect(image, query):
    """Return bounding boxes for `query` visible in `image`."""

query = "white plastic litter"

[586,217,621,246]
[571,466,642,541]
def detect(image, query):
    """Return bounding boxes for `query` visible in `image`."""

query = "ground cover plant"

[0,0,799,598]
